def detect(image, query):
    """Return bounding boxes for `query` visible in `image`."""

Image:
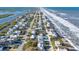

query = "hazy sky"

[0,0,79,7]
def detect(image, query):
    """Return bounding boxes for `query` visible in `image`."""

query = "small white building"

[22,19,25,22]
[53,32,57,37]
[47,22,50,27]
[31,30,35,35]
[15,24,19,28]
[30,35,35,39]
[37,34,44,50]
[10,35,17,40]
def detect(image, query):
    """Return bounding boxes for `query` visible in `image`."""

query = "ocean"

[47,7,79,28]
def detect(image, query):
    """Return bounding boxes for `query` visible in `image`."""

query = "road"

[16,40,27,51]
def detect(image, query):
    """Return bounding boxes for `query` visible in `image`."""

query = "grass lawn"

[49,35,55,48]
[58,37,63,43]
[23,40,37,51]
[51,40,55,48]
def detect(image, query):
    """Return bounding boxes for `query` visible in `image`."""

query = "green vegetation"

[28,31,32,36]
[0,22,10,30]
[23,40,37,51]
[0,20,16,28]
[0,32,5,36]
[0,21,17,30]
[0,14,13,19]
[0,29,8,36]
[1,29,8,33]
[0,22,9,36]
[12,21,17,25]
[58,37,63,43]
[0,20,17,36]
[8,21,17,28]
[49,35,55,48]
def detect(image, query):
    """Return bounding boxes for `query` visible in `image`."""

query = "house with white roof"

[37,34,44,50]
